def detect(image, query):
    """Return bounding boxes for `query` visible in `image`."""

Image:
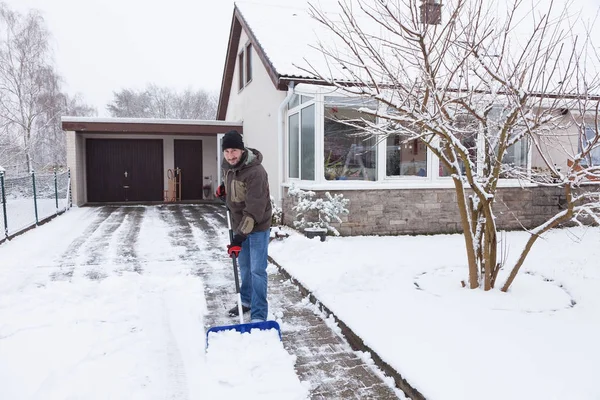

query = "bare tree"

[107,84,218,119]
[0,3,94,174]
[0,4,52,172]
[306,0,600,291]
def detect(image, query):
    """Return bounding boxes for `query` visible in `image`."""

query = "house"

[61,1,597,235]
[61,118,242,205]
[216,1,598,236]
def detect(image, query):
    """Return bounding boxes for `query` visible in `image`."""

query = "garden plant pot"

[304,227,327,242]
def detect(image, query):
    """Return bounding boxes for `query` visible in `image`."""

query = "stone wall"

[282,186,571,236]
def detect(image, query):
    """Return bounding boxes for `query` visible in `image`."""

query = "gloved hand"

[227,244,241,258]
[215,183,226,199]
[226,234,246,258]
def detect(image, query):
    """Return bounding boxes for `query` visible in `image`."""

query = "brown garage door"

[174,139,203,200]
[86,139,163,203]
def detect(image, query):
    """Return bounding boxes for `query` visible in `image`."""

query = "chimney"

[420,0,442,25]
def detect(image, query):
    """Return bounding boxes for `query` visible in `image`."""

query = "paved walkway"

[165,204,403,399]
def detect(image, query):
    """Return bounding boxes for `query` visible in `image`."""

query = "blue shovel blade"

[206,320,281,348]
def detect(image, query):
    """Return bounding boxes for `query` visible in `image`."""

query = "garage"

[86,139,164,203]
[62,118,244,206]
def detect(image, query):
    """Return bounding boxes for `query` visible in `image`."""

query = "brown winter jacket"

[221,148,272,236]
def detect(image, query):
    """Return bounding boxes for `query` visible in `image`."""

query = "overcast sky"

[4,0,600,118]
[4,0,238,116]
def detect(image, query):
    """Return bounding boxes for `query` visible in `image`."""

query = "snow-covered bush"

[288,185,349,236]
[270,196,283,225]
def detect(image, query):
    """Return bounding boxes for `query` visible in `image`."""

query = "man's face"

[224,148,244,166]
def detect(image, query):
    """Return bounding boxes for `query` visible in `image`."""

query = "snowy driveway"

[0,205,401,399]
[0,205,215,399]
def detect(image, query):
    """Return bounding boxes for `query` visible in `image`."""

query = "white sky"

[3,0,238,116]
[5,0,600,117]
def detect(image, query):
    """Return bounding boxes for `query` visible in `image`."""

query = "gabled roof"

[217,1,338,120]
[216,0,600,120]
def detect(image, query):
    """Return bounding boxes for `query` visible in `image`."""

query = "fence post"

[54,167,59,214]
[1,170,7,238]
[67,168,72,209]
[32,170,39,225]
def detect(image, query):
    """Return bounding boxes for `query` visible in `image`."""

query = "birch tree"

[0,4,52,172]
[306,0,600,291]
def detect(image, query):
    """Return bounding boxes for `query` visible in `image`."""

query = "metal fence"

[0,169,71,240]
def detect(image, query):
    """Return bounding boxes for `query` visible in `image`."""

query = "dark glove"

[232,234,246,247]
[215,183,226,199]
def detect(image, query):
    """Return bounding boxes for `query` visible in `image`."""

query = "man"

[216,130,272,323]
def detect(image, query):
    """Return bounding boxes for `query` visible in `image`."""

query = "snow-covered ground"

[1,198,69,236]
[1,205,598,399]
[0,206,308,399]
[269,225,600,400]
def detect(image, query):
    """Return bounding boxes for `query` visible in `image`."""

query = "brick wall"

[282,186,574,236]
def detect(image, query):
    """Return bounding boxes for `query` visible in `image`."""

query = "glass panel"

[502,138,529,169]
[238,52,244,90]
[301,105,315,180]
[581,126,600,166]
[288,113,299,178]
[386,134,428,177]
[288,94,300,110]
[323,97,377,181]
[245,44,252,84]
[301,95,313,104]
[437,114,477,177]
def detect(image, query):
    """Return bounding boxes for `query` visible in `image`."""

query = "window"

[324,97,377,181]
[439,114,478,177]
[238,51,244,91]
[288,103,315,180]
[245,43,252,84]
[387,134,428,177]
[284,91,537,186]
[581,126,600,166]
[487,106,529,173]
[238,42,253,91]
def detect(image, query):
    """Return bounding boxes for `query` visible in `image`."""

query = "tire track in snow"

[179,204,236,330]
[51,206,120,281]
[114,206,145,274]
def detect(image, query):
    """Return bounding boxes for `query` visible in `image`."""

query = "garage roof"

[61,117,243,136]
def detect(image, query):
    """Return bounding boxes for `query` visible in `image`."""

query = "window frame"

[245,43,253,85]
[284,86,535,188]
[580,125,600,167]
[238,41,253,92]
[286,96,317,182]
[237,51,245,91]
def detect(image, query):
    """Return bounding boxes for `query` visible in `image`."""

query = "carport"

[62,117,243,206]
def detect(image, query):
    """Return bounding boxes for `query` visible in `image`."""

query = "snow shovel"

[206,206,281,347]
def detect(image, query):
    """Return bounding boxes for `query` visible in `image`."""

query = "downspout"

[277,81,295,205]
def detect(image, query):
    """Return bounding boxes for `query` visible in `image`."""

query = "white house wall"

[224,28,287,203]
[65,130,86,206]
[531,114,584,174]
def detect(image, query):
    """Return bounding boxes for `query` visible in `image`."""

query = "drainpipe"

[277,81,295,205]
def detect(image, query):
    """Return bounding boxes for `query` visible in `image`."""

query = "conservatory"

[283,85,531,189]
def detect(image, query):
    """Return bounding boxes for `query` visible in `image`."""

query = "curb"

[268,255,426,400]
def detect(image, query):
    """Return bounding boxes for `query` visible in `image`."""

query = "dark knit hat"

[222,130,245,151]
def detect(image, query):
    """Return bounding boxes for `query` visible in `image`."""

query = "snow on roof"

[60,116,242,126]
[236,0,600,95]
